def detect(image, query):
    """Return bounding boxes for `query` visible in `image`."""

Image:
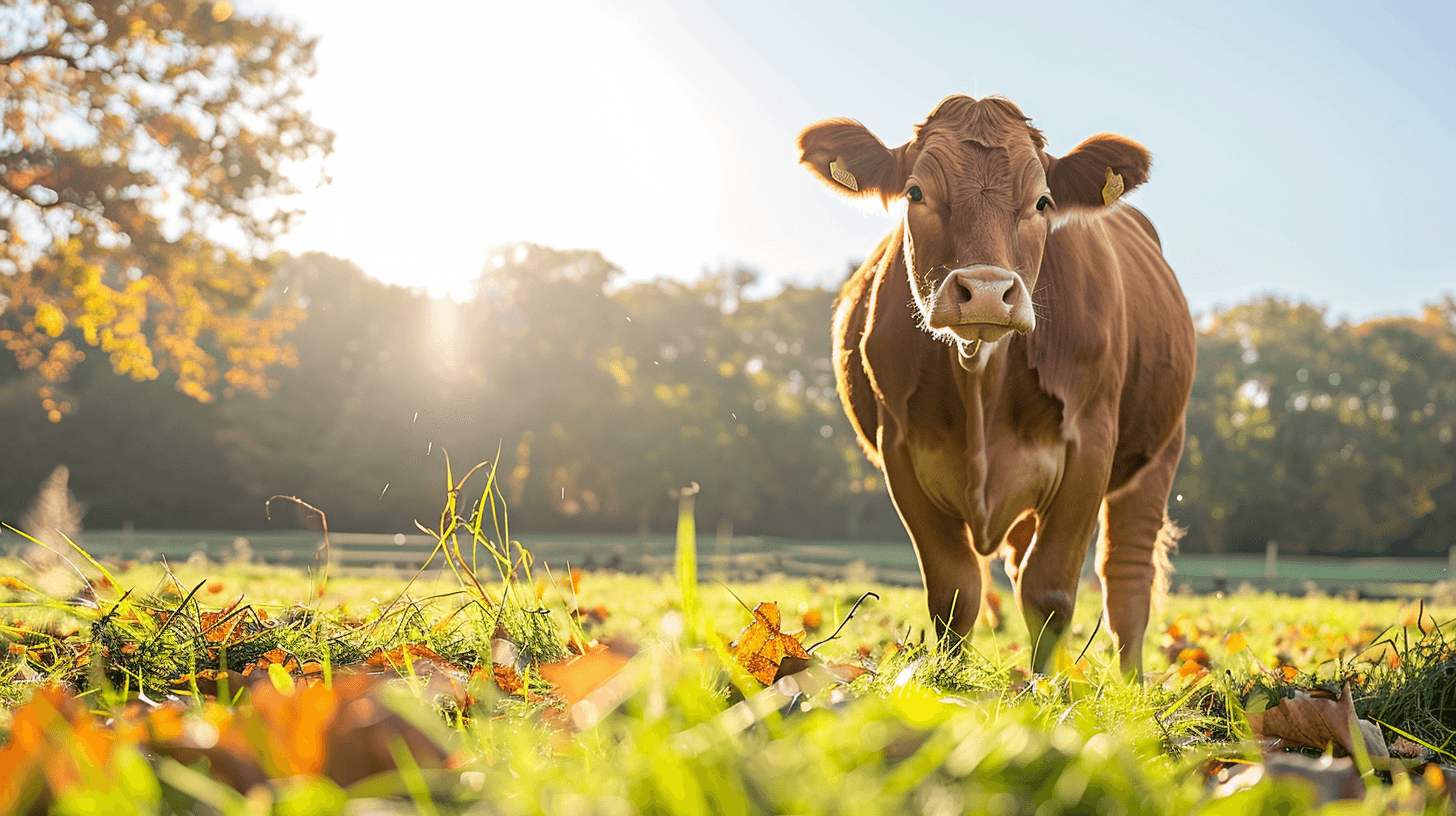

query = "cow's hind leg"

[1098,425,1185,677]
[882,446,980,647]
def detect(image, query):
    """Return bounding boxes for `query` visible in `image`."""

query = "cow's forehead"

[911,134,1045,202]
[913,95,1045,151]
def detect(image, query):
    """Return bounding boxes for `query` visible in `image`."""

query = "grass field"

[1,492,1454,814]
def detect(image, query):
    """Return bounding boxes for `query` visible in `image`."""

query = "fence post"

[1265,540,1278,580]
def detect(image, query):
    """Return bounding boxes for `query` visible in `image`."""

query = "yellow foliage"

[31,302,65,337]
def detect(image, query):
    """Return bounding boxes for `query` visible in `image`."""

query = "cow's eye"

[1035,195,1052,212]
[907,185,923,202]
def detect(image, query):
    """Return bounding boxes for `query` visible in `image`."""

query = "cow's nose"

[928,266,1031,331]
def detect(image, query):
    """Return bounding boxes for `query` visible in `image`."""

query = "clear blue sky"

[248,0,1454,319]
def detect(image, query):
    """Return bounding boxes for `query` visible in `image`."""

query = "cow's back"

[1073,206,1195,491]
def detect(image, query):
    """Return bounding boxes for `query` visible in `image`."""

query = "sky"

[242,0,1455,320]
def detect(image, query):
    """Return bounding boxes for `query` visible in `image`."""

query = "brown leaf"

[363,643,459,678]
[241,648,299,677]
[491,663,525,696]
[145,674,448,792]
[539,639,636,706]
[168,668,249,697]
[1247,685,1390,765]
[197,610,251,644]
[730,602,812,685]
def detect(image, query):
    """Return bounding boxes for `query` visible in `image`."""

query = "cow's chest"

[901,391,1067,548]
[907,433,1063,516]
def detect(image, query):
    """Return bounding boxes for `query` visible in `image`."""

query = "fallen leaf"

[491,663,525,696]
[1247,685,1390,766]
[802,609,823,632]
[1177,647,1211,667]
[363,643,460,678]
[242,648,300,677]
[0,686,122,814]
[730,602,812,685]
[197,610,251,644]
[539,638,636,706]
[146,674,448,792]
[1176,659,1207,681]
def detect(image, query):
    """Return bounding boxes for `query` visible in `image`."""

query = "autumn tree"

[0,0,331,420]
[1174,295,1456,555]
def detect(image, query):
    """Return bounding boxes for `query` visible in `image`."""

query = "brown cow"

[798,95,1195,675]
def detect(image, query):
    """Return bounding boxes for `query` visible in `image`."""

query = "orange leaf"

[802,609,823,631]
[1177,647,1211,667]
[364,643,458,677]
[491,663,525,695]
[1225,632,1249,653]
[730,602,812,685]
[197,610,250,644]
[1177,659,1207,680]
[539,640,633,706]
[242,648,299,676]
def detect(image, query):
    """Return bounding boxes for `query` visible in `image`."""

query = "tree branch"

[0,43,80,70]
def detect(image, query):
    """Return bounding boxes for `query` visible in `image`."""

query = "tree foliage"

[1173,295,1456,554]
[0,0,331,420]
[0,241,1452,555]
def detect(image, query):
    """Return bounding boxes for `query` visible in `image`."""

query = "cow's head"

[799,95,1150,368]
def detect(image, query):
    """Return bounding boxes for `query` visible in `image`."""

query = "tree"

[0,0,332,420]
[1174,294,1456,555]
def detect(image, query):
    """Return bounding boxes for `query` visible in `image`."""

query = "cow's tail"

[1151,512,1184,612]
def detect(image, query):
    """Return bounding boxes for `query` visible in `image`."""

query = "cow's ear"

[1046,134,1151,208]
[798,118,911,206]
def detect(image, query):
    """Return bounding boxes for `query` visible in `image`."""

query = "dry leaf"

[146,674,448,792]
[539,638,636,706]
[730,602,812,685]
[242,648,299,677]
[0,687,122,815]
[197,610,251,644]
[363,643,462,680]
[491,663,525,695]
[1247,685,1390,766]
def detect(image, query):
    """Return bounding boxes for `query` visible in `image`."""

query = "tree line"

[1,246,1453,556]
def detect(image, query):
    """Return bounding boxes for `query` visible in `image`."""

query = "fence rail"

[12,529,1452,599]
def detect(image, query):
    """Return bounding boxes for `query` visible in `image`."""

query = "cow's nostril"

[1002,286,1016,307]
[957,281,974,304]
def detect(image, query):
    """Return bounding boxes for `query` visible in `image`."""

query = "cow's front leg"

[1017,443,1111,673]
[882,442,980,647]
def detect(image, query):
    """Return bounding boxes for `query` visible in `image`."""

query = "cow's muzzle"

[926,265,1035,342]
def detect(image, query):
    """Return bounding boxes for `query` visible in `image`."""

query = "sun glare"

[272,0,718,301]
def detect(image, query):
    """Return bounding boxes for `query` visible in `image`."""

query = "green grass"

[0,477,1453,815]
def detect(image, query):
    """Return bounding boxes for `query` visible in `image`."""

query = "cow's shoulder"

[832,232,897,468]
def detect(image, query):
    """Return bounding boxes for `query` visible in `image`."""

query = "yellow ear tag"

[1101,167,1124,206]
[829,160,859,192]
